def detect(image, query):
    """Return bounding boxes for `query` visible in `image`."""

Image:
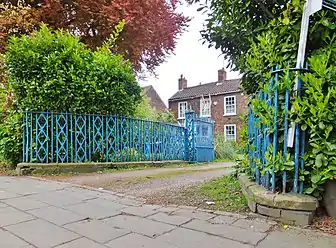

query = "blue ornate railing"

[22,111,215,164]
[22,112,186,163]
[247,67,307,194]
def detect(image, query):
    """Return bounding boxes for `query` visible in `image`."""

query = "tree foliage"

[1,0,190,73]
[193,0,336,93]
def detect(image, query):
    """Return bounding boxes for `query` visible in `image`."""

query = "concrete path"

[0,176,335,248]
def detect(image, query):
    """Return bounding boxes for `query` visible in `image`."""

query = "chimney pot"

[218,68,227,82]
[178,74,188,90]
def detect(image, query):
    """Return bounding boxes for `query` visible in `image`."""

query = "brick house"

[142,85,167,113]
[168,69,248,142]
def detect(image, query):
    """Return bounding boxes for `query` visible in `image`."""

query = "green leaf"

[315,154,324,167]
[305,187,315,194]
[311,174,321,184]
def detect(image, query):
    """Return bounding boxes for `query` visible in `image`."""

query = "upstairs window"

[200,98,211,117]
[224,96,236,116]
[224,124,236,142]
[178,102,187,119]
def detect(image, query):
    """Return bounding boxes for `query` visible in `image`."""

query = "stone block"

[183,219,266,245]
[247,199,257,212]
[5,219,79,248]
[280,209,314,226]
[249,185,276,206]
[65,219,129,243]
[148,212,192,226]
[274,193,317,211]
[238,174,256,189]
[257,205,281,218]
[157,227,252,248]
[104,215,175,238]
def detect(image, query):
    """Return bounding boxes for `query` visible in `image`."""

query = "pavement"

[0,176,335,248]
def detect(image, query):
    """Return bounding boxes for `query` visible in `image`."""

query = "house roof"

[142,85,167,112]
[168,79,242,101]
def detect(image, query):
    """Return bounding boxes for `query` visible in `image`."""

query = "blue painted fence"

[185,111,215,163]
[247,67,306,194]
[22,111,214,164]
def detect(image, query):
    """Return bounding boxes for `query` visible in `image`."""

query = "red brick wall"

[168,92,249,141]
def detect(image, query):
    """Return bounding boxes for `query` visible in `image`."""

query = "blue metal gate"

[185,111,215,162]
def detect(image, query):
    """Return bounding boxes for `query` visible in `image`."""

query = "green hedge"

[0,25,142,166]
[5,25,141,114]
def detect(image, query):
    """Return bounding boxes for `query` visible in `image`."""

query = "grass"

[197,174,248,212]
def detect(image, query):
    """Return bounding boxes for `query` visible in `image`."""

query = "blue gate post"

[185,110,196,162]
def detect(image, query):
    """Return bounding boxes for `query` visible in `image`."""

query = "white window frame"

[178,101,187,119]
[224,124,237,142]
[224,95,237,116]
[200,98,211,117]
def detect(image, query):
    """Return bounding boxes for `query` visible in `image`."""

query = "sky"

[139,4,241,106]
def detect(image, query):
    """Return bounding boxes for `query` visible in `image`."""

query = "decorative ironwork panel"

[55,114,68,163]
[22,111,212,164]
[74,115,87,162]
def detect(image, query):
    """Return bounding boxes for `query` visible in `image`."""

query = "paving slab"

[0,229,31,248]
[157,227,253,248]
[183,219,267,245]
[55,237,107,248]
[64,201,122,220]
[28,206,86,226]
[3,196,49,211]
[209,215,238,225]
[0,201,8,208]
[5,219,80,248]
[106,233,178,248]
[104,215,176,238]
[232,218,274,233]
[1,178,66,195]
[0,206,36,227]
[148,212,192,226]
[0,189,21,199]
[121,206,159,217]
[157,206,180,214]
[171,208,216,220]
[28,189,94,207]
[257,229,336,248]
[64,219,129,243]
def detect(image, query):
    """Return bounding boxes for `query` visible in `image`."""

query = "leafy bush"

[1,25,142,165]
[0,111,22,167]
[214,135,236,161]
[292,49,336,197]
[5,25,141,115]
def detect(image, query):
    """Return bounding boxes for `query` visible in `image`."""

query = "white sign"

[308,0,323,16]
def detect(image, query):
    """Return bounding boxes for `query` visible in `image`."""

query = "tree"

[1,0,190,73]
[191,0,336,93]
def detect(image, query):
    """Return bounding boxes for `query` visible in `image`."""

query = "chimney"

[218,68,227,82]
[178,74,187,90]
